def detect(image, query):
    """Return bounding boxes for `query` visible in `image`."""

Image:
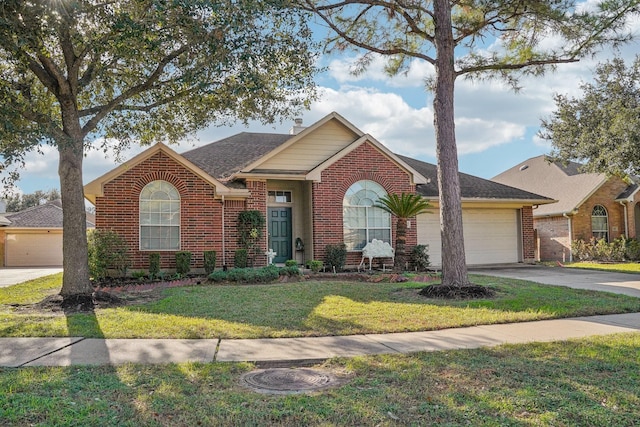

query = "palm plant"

[376,193,431,271]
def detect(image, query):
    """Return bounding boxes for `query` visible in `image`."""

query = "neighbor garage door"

[5,232,63,267]
[417,208,520,266]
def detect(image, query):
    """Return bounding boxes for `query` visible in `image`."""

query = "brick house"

[492,155,640,262]
[0,200,95,267]
[84,112,552,272]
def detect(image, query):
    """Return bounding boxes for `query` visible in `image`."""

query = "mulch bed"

[419,284,495,299]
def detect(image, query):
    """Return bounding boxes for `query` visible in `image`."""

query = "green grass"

[1,273,640,338]
[1,333,638,426]
[0,273,63,305]
[565,262,640,274]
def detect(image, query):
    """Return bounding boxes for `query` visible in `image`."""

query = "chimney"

[289,118,306,135]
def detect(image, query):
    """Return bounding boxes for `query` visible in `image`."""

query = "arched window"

[139,180,180,250]
[343,180,391,251]
[591,204,608,242]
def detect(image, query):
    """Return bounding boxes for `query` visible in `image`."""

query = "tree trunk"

[58,130,92,301]
[395,217,407,271]
[433,0,470,287]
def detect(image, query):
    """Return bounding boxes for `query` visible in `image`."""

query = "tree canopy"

[4,189,61,212]
[0,0,319,302]
[303,0,639,287]
[541,56,640,177]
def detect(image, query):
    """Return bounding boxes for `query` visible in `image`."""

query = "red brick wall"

[311,142,417,266]
[571,179,628,242]
[95,151,223,271]
[521,206,535,262]
[534,216,571,262]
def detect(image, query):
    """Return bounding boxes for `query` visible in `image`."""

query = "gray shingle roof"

[179,132,552,202]
[1,200,95,228]
[492,155,611,216]
[182,132,294,181]
[398,155,553,201]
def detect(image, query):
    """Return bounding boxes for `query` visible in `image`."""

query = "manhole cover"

[240,368,342,395]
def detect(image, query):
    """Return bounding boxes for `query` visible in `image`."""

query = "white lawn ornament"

[265,248,277,265]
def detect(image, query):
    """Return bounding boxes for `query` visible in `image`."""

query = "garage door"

[5,232,63,267]
[417,208,520,266]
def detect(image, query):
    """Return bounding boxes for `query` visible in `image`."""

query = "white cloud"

[6,3,639,195]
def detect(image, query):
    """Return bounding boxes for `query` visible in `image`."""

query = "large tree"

[0,0,318,305]
[303,0,639,288]
[541,56,640,176]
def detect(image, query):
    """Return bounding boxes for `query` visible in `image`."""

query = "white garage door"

[5,232,63,267]
[417,208,520,267]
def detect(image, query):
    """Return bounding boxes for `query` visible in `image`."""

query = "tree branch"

[80,44,190,136]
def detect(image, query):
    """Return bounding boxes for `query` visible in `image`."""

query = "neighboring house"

[84,112,553,271]
[0,199,96,267]
[492,155,640,262]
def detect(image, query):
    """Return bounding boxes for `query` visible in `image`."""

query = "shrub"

[204,250,217,274]
[234,249,248,268]
[149,253,160,277]
[625,238,640,261]
[131,270,147,281]
[285,259,298,267]
[237,210,266,266]
[88,229,131,279]
[410,244,430,271]
[306,259,323,273]
[280,265,301,276]
[207,265,283,283]
[572,239,591,261]
[572,237,628,262]
[324,244,346,271]
[175,251,192,274]
[209,270,227,282]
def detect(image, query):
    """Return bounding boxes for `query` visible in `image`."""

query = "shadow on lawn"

[121,280,427,328]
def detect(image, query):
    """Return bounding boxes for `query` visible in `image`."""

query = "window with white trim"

[139,180,180,250]
[343,180,391,251]
[591,204,609,241]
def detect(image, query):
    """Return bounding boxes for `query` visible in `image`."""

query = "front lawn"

[1,273,639,339]
[565,262,640,274]
[1,333,638,426]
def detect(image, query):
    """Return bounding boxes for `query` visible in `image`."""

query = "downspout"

[619,201,629,237]
[562,212,573,263]
[221,195,226,268]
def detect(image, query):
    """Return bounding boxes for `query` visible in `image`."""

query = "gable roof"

[0,200,95,228]
[184,112,428,185]
[84,143,250,204]
[399,156,554,203]
[181,132,294,181]
[492,155,610,216]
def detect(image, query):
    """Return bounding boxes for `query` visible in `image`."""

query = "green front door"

[268,207,292,263]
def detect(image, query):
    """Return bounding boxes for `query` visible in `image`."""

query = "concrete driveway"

[470,265,640,298]
[0,268,63,288]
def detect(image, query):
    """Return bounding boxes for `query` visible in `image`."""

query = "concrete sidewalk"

[2,312,639,368]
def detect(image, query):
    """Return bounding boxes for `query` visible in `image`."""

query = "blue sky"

[7,6,640,199]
